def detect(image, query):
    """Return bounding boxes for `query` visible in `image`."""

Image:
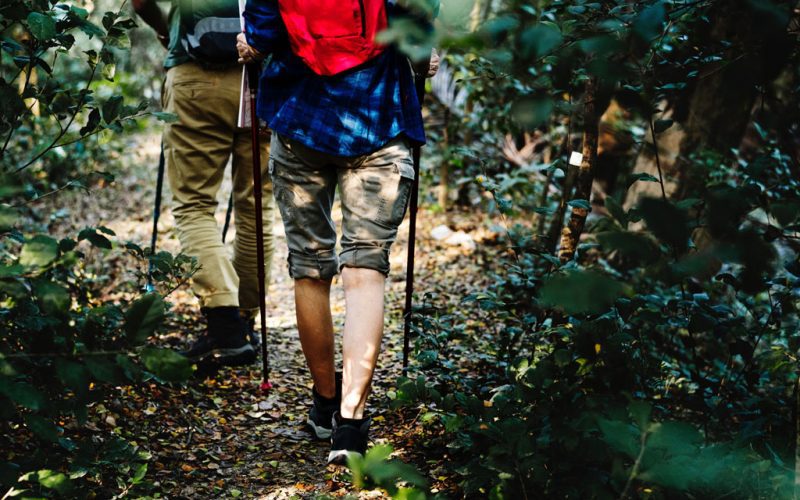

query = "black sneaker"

[306,372,342,440]
[327,412,371,465]
[181,307,256,366]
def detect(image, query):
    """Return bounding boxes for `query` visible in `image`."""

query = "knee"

[341,266,384,290]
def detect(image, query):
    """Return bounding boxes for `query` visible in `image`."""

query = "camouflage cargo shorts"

[269,133,415,280]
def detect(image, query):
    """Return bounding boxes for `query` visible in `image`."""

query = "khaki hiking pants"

[162,62,274,313]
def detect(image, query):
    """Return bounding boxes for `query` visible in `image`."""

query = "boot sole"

[306,417,333,440]
[187,345,256,366]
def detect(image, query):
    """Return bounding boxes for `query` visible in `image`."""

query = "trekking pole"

[246,61,272,392]
[221,190,234,243]
[146,142,166,293]
[402,75,427,375]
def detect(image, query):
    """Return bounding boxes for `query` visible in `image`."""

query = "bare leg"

[295,277,336,399]
[340,267,386,419]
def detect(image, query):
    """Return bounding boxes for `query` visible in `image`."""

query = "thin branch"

[10,180,88,207]
[14,62,98,173]
[13,0,131,172]
[619,431,649,499]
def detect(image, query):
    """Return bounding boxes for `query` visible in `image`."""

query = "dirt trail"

[40,130,496,497]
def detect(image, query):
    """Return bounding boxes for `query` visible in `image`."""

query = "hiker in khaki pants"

[135,0,273,365]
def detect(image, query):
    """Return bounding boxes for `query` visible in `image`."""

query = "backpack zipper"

[358,0,367,37]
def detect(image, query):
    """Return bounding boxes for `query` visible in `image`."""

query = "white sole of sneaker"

[327,449,362,466]
[306,417,332,440]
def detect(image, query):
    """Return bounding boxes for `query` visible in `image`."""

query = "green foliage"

[349,445,433,498]
[402,89,799,498]
[0,219,195,494]
[0,1,195,496]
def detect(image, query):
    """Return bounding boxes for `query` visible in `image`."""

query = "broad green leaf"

[79,108,101,136]
[79,20,105,38]
[35,469,72,494]
[520,24,562,59]
[33,281,70,316]
[568,199,591,211]
[538,270,626,315]
[0,264,24,278]
[0,205,18,230]
[629,400,652,430]
[0,379,47,410]
[638,197,690,252]
[0,354,15,377]
[85,357,124,384]
[78,228,112,249]
[633,1,666,41]
[131,463,147,484]
[647,421,703,451]
[19,235,59,268]
[597,418,640,458]
[55,359,89,394]
[596,231,660,263]
[102,62,116,82]
[627,172,660,188]
[27,13,57,41]
[140,347,193,382]
[101,95,124,124]
[0,279,28,299]
[604,196,627,227]
[153,112,179,123]
[125,293,165,344]
[24,414,59,442]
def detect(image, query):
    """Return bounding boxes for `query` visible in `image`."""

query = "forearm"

[132,0,169,40]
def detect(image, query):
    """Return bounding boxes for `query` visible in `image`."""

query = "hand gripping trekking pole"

[246,62,272,392]
[402,75,426,375]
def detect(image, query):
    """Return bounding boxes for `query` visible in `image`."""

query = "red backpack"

[278,0,388,76]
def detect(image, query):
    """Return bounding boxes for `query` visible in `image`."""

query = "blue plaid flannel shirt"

[243,0,426,157]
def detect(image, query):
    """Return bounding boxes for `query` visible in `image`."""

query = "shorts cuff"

[288,250,339,280]
[339,246,391,276]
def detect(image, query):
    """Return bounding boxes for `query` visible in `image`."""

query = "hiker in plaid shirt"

[239,0,435,464]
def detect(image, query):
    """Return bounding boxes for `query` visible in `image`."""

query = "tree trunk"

[558,77,600,263]
[624,106,684,211]
[546,160,576,254]
[533,146,554,237]
[626,0,794,205]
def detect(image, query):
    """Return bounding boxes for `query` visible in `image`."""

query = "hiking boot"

[327,412,371,465]
[244,316,261,349]
[181,307,256,366]
[306,372,342,440]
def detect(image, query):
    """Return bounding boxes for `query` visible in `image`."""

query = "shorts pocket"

[390,161,416,224]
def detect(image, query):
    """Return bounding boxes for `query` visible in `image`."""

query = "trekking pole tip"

[259,380,273,392]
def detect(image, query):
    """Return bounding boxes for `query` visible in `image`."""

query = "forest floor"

[30,131,507,498]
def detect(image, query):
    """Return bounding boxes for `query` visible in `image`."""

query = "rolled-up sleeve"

[243,0,286,54]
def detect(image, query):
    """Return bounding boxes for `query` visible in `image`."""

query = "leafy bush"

[1,1,192,495]
[391,0,800,494]
[396,134,800,497]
